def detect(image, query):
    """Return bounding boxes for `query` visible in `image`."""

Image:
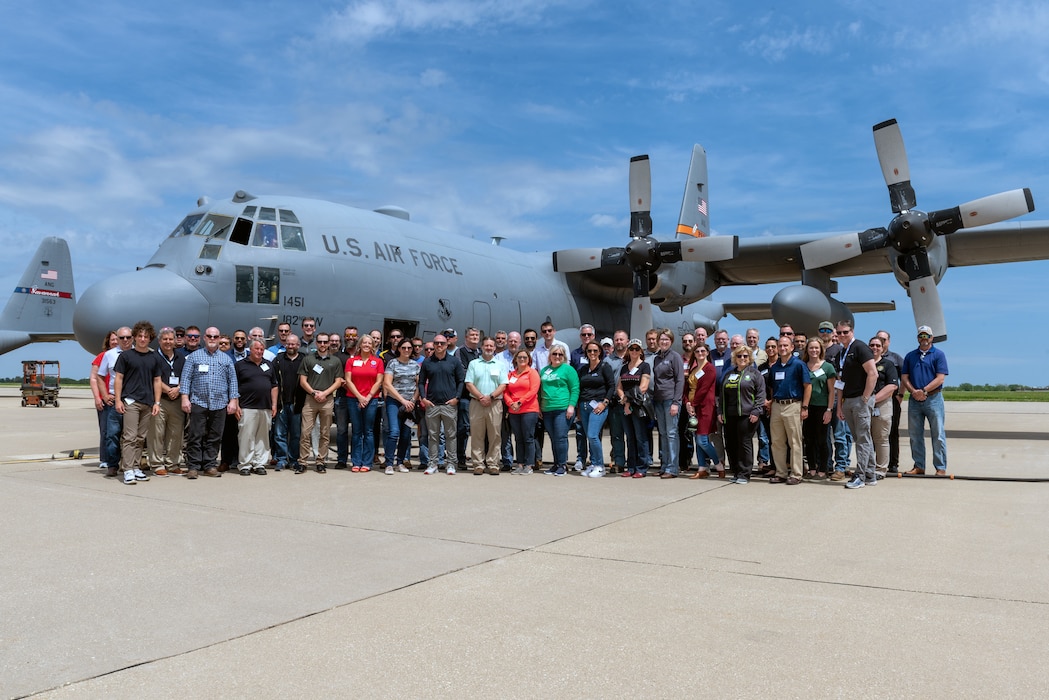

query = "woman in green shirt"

[803,338,836,479]
[539,348,579,476]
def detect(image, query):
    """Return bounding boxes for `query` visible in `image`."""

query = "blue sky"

[2,0,1048,384]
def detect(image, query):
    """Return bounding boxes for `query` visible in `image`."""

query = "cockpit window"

[194,214,233,239]
[242,206,257,218]
[253,223,279,248]
[279,210,300,224]
[259,207,277,222]
[281,225,306,251]
[170,213,204,238]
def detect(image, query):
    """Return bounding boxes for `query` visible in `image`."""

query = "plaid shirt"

[180,347,240,410]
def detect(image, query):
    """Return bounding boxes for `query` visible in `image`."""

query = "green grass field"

[942,390,1049,402]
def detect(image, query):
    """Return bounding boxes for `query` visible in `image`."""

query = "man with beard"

[180,327,239,479]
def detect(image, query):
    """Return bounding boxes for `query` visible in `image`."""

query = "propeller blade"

[799,227,891,269]
[552,248,605,273]
[928,188,1035,235]
[629,296,653,343]
[676,235,738,262]
[873,119,916,212]
[908,275,947,342]
[629,155,652,238]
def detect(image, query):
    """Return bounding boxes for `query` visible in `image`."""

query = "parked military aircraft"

[3,119,1045,354]
[0,237,76,356]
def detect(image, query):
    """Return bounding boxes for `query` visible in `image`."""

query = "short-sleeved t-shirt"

[385,358,420,399]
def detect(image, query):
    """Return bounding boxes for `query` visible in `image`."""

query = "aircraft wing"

[709,220,1049,285]
[723,301,896,322]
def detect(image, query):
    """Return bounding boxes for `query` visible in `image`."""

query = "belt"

[774,398,799,404]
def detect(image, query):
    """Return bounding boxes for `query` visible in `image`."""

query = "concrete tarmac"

[2,389,1047,699]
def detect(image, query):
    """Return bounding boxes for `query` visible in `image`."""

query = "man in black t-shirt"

[834,320,878,489]
[114,320,163,485]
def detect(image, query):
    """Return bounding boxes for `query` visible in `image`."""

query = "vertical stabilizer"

[676,144,710,238]
[0,237,76,355]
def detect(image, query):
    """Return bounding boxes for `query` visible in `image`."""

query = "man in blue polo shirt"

[900,325,949,476]
[764,335,811,485]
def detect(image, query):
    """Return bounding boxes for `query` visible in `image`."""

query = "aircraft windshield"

[194,214,233,239]
[169,213,204,238]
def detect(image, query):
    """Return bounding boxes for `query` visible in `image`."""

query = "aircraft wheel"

[21,398,27,407]
[53,400,60,408]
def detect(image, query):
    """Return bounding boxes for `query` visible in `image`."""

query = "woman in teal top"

[803,338,836,479]
[539,348,579,476]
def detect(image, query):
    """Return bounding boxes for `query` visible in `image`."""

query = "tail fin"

[676,144,710,238]
[0,237,76,355]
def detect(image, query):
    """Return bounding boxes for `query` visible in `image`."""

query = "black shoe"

[316,464,327,473]
[887,466,899,474]
[335,462,348,470]
[293,465,305,474]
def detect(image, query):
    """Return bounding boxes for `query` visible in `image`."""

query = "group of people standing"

[88,315,949,487]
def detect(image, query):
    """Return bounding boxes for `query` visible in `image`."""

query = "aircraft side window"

[242,205,257,218]
[257,267,280,305]
[170,213,203,237]
[279,209,300,224]
[281,225,306,251]
[236,266,254,303]
[252,223,279,248]
[200,244,222,260]
[259,207,277,222]
[229,217,253,246]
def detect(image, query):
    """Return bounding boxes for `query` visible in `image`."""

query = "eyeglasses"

[918,333,931,339]
[524,336,536,341]
[434,341,447,345]
[628,347,641,352]
[316,340,330,344]
[541,328,554,334]
[205,334,220,339]
[186,334,200,339]
[390,335,402,339]
[818,329,833,334]
[175,332,185,338]
[782,331,795,336]
[580,332,594,337]
[550,353,565,357]
[735,354,750,359]
[302,323,315,328]
[586,348,601,354]
[412,343,422,349]
[118,335,132,340]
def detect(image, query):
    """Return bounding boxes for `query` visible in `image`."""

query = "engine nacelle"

[771,285,854,336]
[650,261,717,311]
[889,235,948,290]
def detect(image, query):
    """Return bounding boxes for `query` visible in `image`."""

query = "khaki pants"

[300,395,333,465]
[771,401,804,479]
[469,399,503,468]
[149,395,184,469]
[119,401,152,473]
[239,408,272,469]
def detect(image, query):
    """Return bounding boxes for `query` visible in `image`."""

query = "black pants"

[888,394,902,469]
[186,404,226,472]
[802,405,831,472]
[723,415,756,479]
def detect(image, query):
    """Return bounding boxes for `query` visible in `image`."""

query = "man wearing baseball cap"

[900,325,949,476]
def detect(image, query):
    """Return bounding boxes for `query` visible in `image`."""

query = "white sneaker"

[588,467,605,478]
[398,465,410,473]
[123,470,136,485]
[573,459,584,472]
[133,468,150,481]
[845,476,865,489]
[580,465,594,477]
[385,465,394,475]
[446,465,456,475]
[424,465,437,475]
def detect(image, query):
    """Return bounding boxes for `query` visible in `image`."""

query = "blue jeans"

[623,409,651,474]
[274,404,301,468]
[654,400,680,474]
[543,409,569,469]
[695,432,720,466]
[908,393,947,471]
[757,417,770,464]
[508,411,539,466]
[385,400,415,465]
[103,403,123,467]
[833,412,852,472]
[580,402,608,468]
[349,396,380,467]
[607,402,626,467]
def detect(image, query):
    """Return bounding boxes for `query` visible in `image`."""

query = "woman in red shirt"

[345,335,384,472]
[503,349,541,475]
[685,344,724,478]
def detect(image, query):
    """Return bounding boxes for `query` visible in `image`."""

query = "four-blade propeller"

[799,118,1034,341]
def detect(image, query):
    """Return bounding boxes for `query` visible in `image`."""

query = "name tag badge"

[714,359,724,367]
[834,379,845,390]
[728,373,739,381]
[696,369,704,378]
[198,364,209,373]
[508,376,518,384]
[353,360,364,367]
[124,397,134,406]
[813,368,825,378]
[260,363,270,372]
[313,364,324,374]
[628,367,638,375]
[774,371,785,381]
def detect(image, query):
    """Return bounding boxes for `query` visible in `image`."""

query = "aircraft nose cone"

[73,268,210,353]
